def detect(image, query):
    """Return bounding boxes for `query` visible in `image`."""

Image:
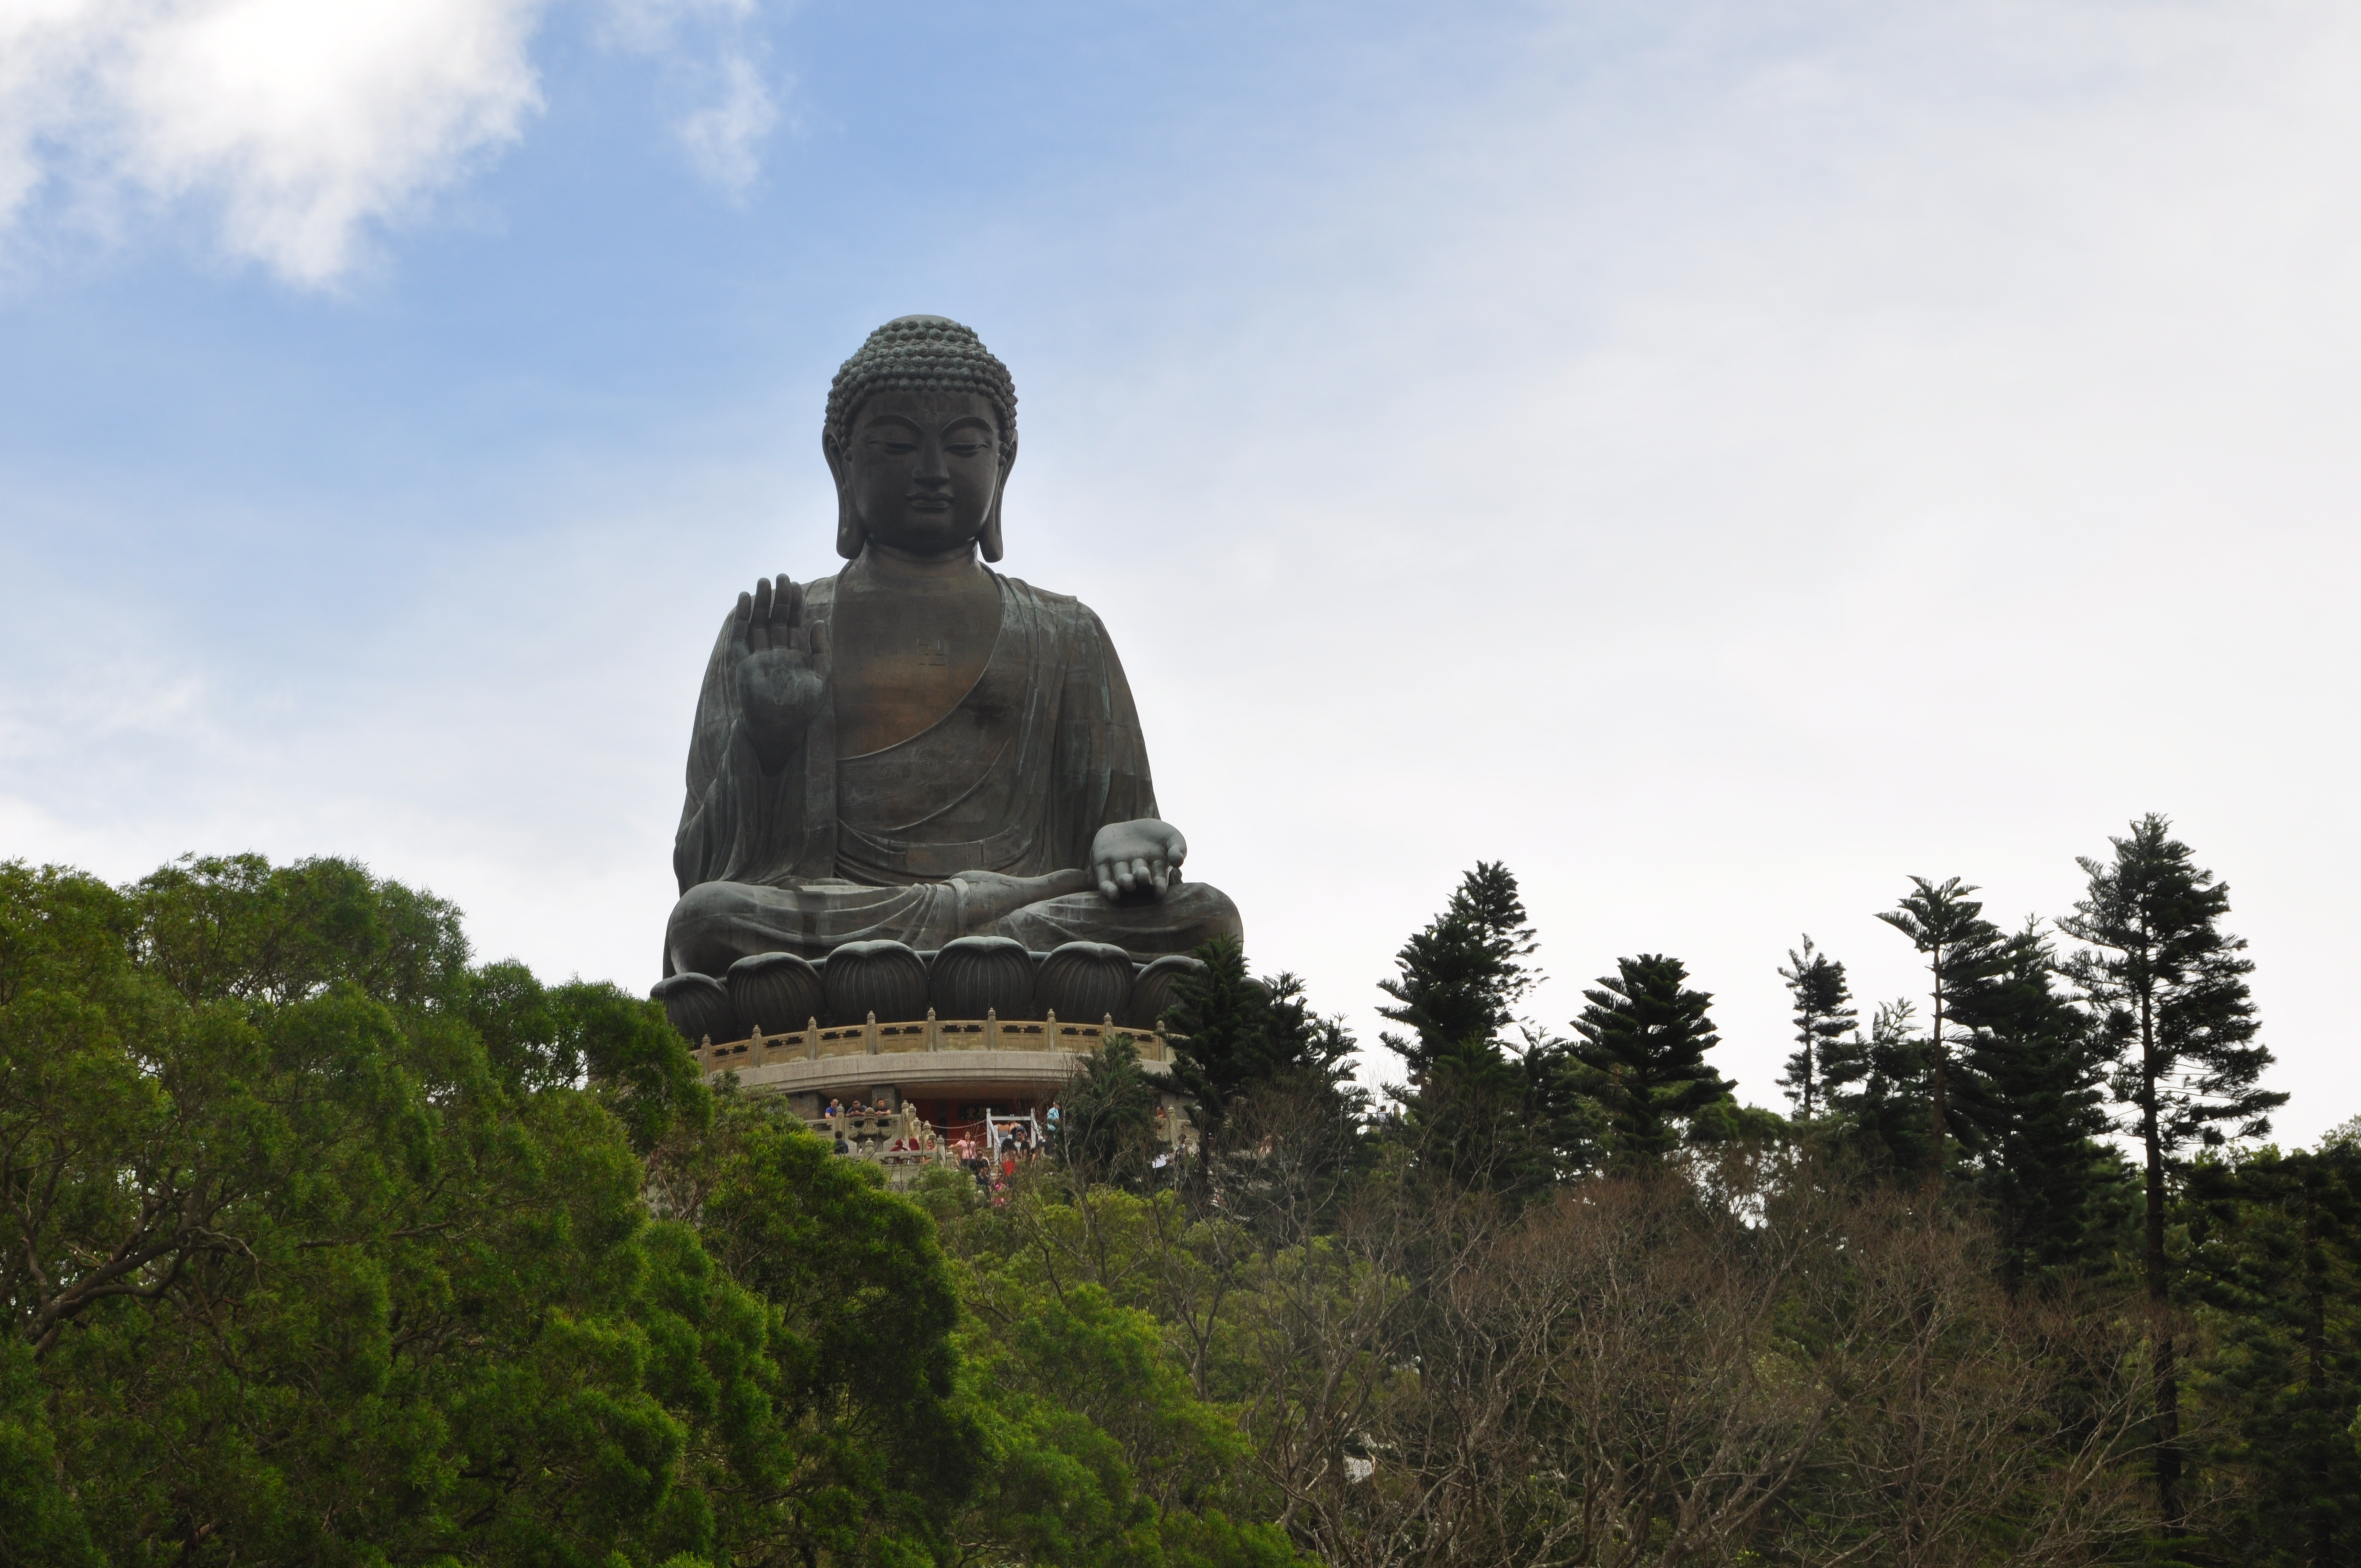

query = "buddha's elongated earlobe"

[835,487,864,559]
[824,426,863,558]
[980,492,1004,563]
[980,440,1013,562]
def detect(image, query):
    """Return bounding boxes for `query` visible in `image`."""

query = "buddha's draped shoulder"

[671,570,1158,895]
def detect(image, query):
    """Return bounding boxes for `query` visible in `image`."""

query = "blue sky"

[6,0,2360,1138]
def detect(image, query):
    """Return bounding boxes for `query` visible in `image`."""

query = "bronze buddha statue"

[661,316,1242,1002]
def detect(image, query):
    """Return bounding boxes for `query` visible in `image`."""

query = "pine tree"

[1375,859,1538,1084]
[1375,864,1587,1195]
[1776,936,1856,1120]
[1820,997,1935,1174]
[1054,1034,1165,1185]
[1567,954,1733,1168]
[1876,877,2010,1175]
[2061,813,2284,1532]
[1166,937,1359,1177]
[1950,922,2116,1288]
[2182,1142,2361,1564]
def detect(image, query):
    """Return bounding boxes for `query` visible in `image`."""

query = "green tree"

[1374,859,1537,1084]
[1776,935,1856,1120]
[1876,876,2011,1175]
[2,854,977,1566]
[1819,997,1936,1174]
[1950,923,2120,1288]
[663,1096,983,1560]
[1566,954,1734,1168]
[922,1178,1308,1566]
[2061,814,2284,1531]
[1374,866,1591,1195]
[1167,943,1356,1130]
[1164,939,1361,1193]
[2182,1142,2361,1566]
[1056,1034,1167,1186]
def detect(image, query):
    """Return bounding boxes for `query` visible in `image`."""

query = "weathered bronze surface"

[662,316,1241,979]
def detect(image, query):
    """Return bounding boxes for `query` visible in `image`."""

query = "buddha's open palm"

[733,575,830,772]
[1091,819,1187,902]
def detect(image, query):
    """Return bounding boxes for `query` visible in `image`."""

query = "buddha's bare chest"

[828,588,1002,756]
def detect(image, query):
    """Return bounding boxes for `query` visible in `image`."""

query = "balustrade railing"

[690,1009,1171,1075]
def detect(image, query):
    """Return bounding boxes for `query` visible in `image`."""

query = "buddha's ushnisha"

[662,316,1242,976]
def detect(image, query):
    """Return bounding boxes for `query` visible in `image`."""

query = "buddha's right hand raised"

[732,575,830,774]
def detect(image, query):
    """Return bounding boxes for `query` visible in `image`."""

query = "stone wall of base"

[706,1047,1166,1101]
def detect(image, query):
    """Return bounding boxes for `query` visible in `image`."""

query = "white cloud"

[0,0,548,283]
[0,0,787,280]
[597,0,781,195]
[676,51,775,195]
[599,0,755,53]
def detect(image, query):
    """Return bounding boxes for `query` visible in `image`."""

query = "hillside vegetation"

[3,837,2353,1566]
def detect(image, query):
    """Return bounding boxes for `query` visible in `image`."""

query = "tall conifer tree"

[2061,813,2283,1532]
[1876,877,2010,1175]
[1951,922,2116,1288]
[1375,859,1537,1083]
[1377,864,1595,1194]
[1568,954,1733,1168]
[2182,1142,2361,1564]
[1776,936,1856,1120]
[1166,938,1359,1179]
[1820,998,1935,1174]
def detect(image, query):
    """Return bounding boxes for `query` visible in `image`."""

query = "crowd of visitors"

[813,1098,941,1162]
[942,1107,1048,1202]
[806,1098,1075,1202]
[821,1097,897,1118]
[807,1096,1190,1200]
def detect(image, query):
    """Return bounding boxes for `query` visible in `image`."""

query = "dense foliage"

[0,857,1288,1567]
[3,821,2349,1565]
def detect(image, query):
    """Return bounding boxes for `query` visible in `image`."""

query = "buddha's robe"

[664,570,1241,976]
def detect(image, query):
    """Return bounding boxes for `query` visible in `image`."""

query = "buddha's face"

[825,390,1010,558]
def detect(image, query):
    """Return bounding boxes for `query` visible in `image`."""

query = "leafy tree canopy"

[0,855,970,1566]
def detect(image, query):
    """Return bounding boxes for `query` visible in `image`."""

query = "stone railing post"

[866,1010,879,1054]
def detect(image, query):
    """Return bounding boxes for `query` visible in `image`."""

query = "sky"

[3,0,2358,1141]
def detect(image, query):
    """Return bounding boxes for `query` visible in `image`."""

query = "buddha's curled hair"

[825,315,1016,454]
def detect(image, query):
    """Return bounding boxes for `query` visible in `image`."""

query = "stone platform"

[689,1012,1176,1129]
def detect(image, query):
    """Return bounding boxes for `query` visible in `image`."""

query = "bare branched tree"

[1239,1151,2147,1567]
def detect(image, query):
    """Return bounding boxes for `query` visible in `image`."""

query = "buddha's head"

[823,315,1018,563]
